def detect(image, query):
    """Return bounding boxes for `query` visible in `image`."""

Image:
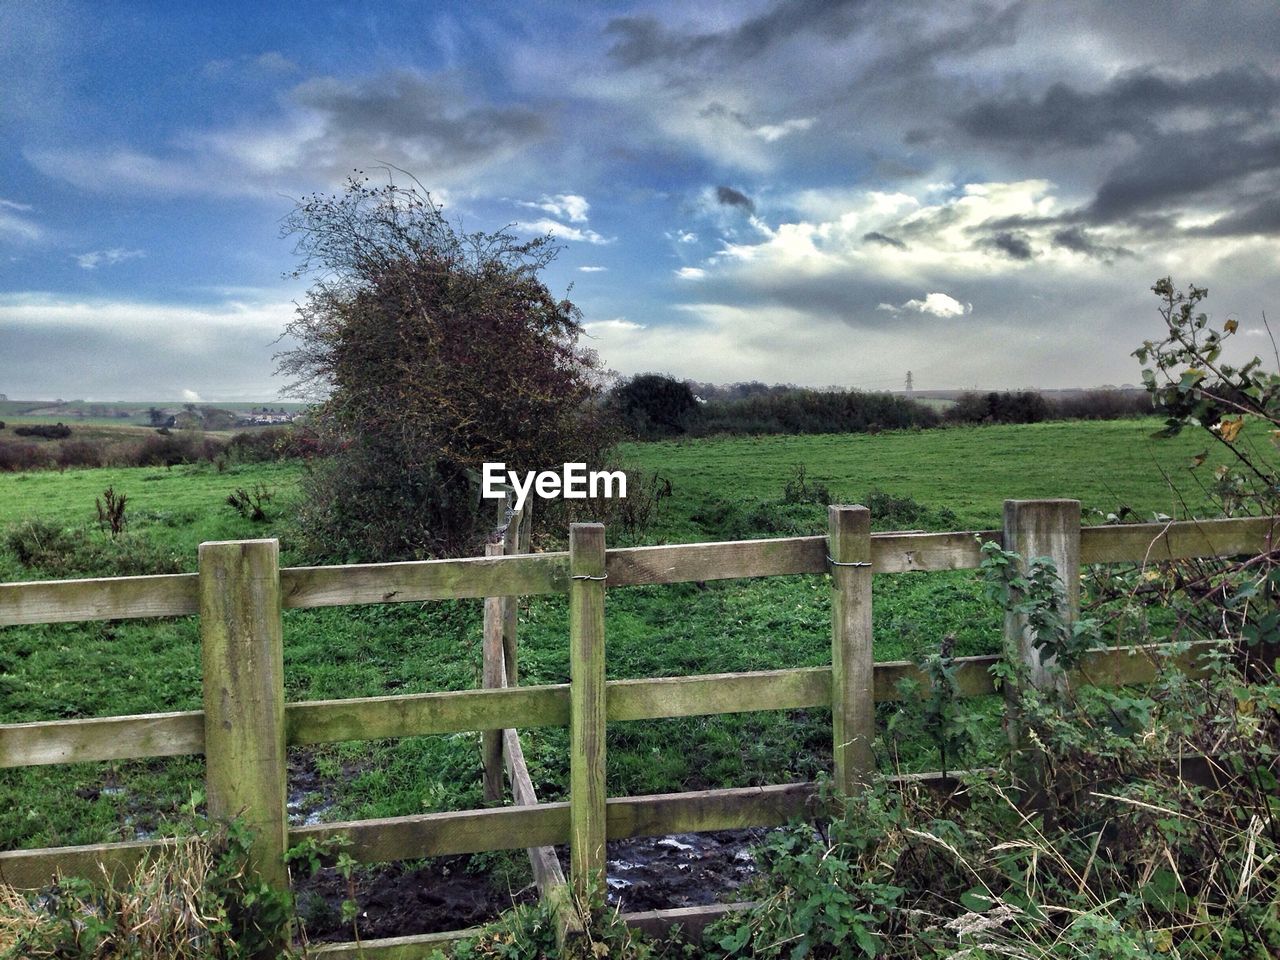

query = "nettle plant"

[1134,277,1280,509]
[1132,278,1280,676]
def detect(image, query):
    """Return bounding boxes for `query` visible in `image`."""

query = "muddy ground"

[296,829,770,942]
[288,751,772,942]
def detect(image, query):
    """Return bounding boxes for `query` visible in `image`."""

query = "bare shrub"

[96,486,128,536]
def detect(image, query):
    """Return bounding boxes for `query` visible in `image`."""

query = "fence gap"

[828,505,874,793]
[569,522,607,902]
[198,539,289,912]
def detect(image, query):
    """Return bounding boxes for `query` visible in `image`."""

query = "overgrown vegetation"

[276,173,617,560]
[693,536,1280,959]
[0,809,295,959]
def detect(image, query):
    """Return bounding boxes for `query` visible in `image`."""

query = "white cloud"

[0,293,297,400]
[74,247,145,270]
[519,193,589,222]
[591,176,1278,389]
[181,388,202,402]
[27,68,549,199]
[0,292,291,337]
[581,302,957,387]
[583,318,645,333]
[897,293,971,318]
[0,198,41,242]
[675,266,706,279]
[514,218,611,244]
[203,50,298,79]
[578,265,608,273]
[714,179,1069,280]
[752,117,815,142]
[666,230,699,244]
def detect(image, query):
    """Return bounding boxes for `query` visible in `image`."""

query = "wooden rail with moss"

[1,505,1273,957]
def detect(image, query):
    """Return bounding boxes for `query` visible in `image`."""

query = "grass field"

[0,418,1253,865]
[622,418,1243,539]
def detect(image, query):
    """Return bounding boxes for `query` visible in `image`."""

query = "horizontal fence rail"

[0,644,1214,771]
[5,516,1275,628]
[1,504,1273,956]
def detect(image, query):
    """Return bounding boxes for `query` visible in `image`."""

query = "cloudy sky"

[3,1,1279,400]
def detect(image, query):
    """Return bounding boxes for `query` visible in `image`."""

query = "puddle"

[603,828,770,913]
[286,753,343,827]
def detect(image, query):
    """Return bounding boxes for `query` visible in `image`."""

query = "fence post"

[502,508,522,687]
[518,499,533,553]
[482,541,506,803]
[569,523,607,903]
[1002,500,1082,692]
[199,539,288,900]
[1001,499,1081,801]
[828,505,874,794]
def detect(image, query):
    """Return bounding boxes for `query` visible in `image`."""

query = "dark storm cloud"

[606,0,868,67]
[715,186,755,213]
[984,231,1035,261]
[870,1,1026,81]
[291,70,548,175]
[959,67,1280,150]
[1085,129,1280,224]
[862,231,906,249]
[1051,226,1133,261]
[1188,197,1280,237]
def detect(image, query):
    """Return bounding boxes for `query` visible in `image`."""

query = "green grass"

[0,460,302,570]
[619,418,1243,541]
[0,418,1255,855]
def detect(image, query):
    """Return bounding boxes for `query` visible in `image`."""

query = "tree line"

[606,374,1152,439]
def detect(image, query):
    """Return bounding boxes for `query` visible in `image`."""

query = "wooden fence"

[0,500,1275,957]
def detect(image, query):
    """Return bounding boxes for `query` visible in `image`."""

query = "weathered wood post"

[517,499,533,554]
[501,507,522,687]
[1001,500,1081,798]
[1002,500,1081,691]
[568,523,607,903]
[828,505,875,794]
[482,541,506,803]
[198,539,288,903]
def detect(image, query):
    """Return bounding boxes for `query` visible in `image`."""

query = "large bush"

[608,373,701,438]
[276,174,616,560]
[945,390,1050,424]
